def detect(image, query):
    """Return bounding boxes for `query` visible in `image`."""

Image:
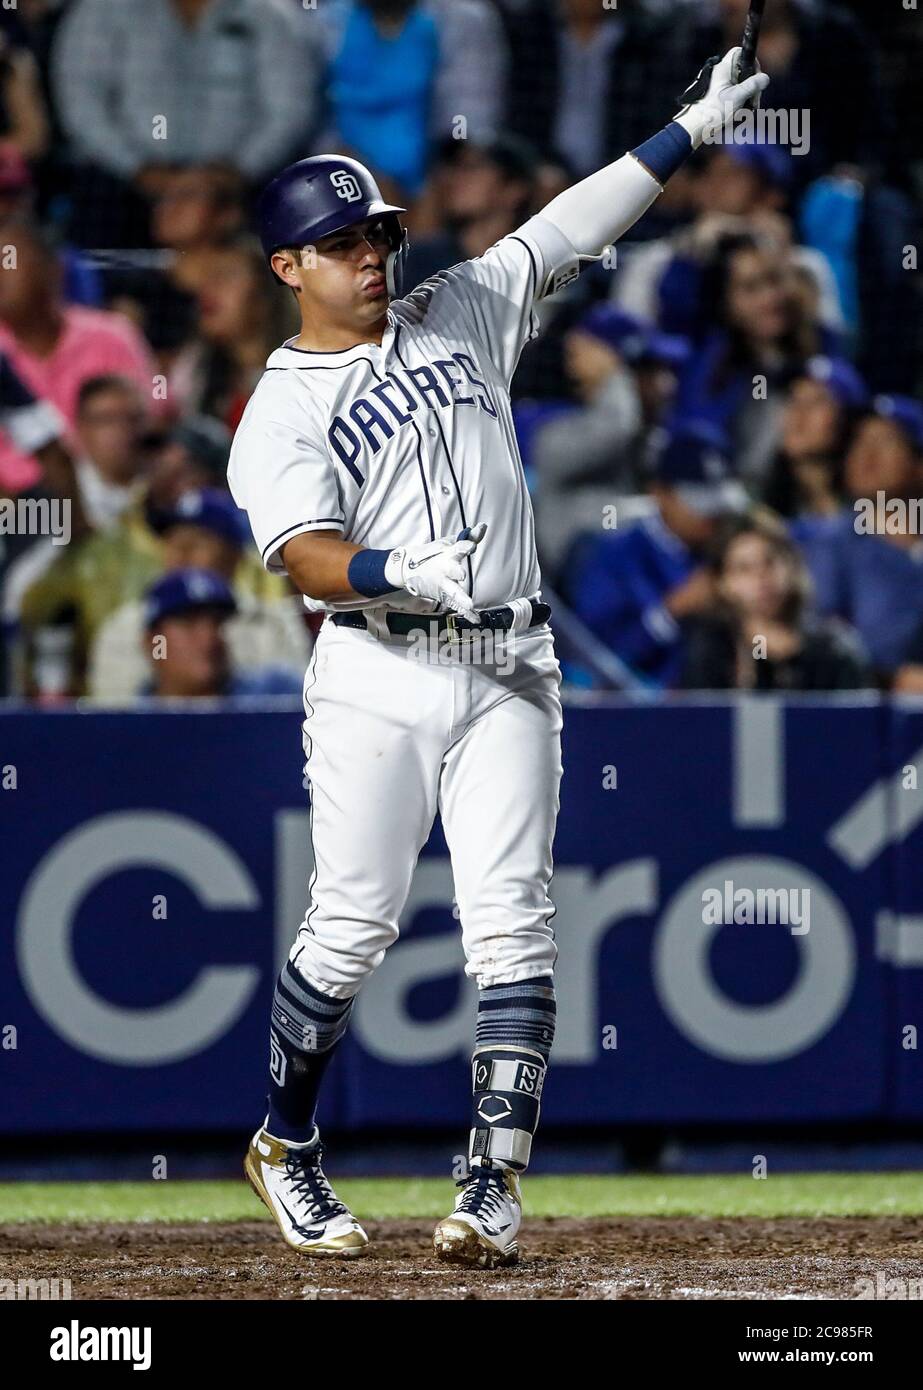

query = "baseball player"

[231,49,768,1267]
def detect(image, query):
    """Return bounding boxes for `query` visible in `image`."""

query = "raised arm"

[536,48,769,263]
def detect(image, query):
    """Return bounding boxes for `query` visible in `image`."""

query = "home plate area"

[3,1217,922,1300]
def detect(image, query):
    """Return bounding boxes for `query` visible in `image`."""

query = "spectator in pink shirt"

[0,217,158,494]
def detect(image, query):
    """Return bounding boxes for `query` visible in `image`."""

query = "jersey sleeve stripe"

[507,235,539,301]
[260,518,344,563]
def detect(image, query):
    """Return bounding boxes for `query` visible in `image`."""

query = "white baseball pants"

[289,619,563,999]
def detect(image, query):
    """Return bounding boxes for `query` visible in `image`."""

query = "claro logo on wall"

[15,702,920,1072]
[14,817,857,1068]
[15,813,263,1067]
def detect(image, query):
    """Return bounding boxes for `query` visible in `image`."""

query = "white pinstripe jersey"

[227,215,579,613]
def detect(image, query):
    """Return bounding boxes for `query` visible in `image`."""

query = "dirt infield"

[2,1217,922,1299]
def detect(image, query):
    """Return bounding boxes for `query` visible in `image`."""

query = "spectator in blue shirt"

[315,0,506,201]
[564,421,748,688]
[798,394,923,680]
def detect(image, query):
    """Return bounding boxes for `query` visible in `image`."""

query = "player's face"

[284,217,393,326]
[720,533,794,622]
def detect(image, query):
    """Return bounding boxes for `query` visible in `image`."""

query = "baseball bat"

[677,0,768,106]
[737,0,767,83]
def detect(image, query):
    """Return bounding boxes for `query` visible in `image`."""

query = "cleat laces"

[284,1144,348,1223]
[455,1164,508,1222]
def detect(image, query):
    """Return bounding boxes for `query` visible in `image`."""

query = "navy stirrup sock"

[266,960,354,1144]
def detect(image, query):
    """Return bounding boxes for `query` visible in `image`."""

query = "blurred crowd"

[0,0,920,701]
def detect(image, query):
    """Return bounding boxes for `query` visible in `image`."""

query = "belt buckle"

[443,612,479,644]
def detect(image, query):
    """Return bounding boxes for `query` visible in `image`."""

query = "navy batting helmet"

[257,155,409,296]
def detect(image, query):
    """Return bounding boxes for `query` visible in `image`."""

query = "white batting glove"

[674,47,770,150]
[384,522,487,620]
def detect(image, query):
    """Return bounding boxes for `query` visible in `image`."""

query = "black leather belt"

[331,598,551,641]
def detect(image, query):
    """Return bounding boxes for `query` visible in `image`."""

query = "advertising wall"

[1,696,920,1134]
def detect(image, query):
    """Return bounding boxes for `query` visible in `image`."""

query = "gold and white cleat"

[245,1124,368,1258]
[433,1160,521,1268]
